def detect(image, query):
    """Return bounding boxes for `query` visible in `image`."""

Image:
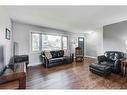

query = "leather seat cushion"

[49,57,63,63]
[100,61,114,66]
[89,62,113,71]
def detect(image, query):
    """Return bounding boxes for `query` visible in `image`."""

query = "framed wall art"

[5,28,11,40]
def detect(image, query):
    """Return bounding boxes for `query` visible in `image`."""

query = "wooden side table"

[0,63,26,89]
[121,59,127,76]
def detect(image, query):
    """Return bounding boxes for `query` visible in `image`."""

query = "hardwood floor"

[26,57,127,89]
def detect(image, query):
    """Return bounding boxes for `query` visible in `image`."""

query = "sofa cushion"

[109,53,114,59]
[105,52,118,62]
[58,50,64,57]
[44,50,52,59]
[100,61,114,67]
[104,52,109,57]
[105,51,124,61]
[89,63,112,71]
[49,57,63,63]
[63,49,68,56]
[114,53,122,59]
[50,51,58,58]
[89,63,112,76]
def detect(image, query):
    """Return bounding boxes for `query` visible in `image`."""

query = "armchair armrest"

[119,58,126,61]
[114,58,125,73]
[97,55,107,63]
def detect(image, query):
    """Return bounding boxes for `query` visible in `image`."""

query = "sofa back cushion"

[58,50,64,57]
[41,50,65,58]
[50,51,58,58]
[50,50,64,58]
[104,51,124,62]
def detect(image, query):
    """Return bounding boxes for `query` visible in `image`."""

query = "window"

[62,36,67,49]
[42,34,61,50]
[31,33,40,52]
[31,32,68,52]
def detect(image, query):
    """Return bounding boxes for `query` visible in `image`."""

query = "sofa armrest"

[115,58,126,65]
[114,58,125,73]
[97,55,107,63]
[41,54,48,60]
[40,54,49,65]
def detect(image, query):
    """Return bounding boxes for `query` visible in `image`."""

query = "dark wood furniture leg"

[19,76,26,89]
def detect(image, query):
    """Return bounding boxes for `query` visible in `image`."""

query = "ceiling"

[5,6,127,32]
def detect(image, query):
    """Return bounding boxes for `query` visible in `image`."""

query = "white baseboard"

[28,56,96,67]
[28,62,41,67]
[85,56,96,59]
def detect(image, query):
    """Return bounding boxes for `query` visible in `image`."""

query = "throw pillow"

[44,50,52,59]
[64,49,68,56]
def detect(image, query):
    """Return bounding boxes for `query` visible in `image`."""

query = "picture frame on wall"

[5,28,11,40]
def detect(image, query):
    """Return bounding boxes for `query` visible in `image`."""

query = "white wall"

[12,21,105,66]
[12,21,86,66]
[0,7,12,65]
[103,20,127,53]
[69,32,85,54]
[85,27,103,57]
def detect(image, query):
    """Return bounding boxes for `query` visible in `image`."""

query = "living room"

[1,4,127,91]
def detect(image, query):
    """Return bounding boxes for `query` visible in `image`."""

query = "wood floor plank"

[26,57,127,89]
